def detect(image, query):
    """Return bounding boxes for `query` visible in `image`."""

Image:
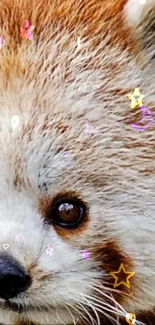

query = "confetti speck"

[11,115,20,131]
[82,249,90,259]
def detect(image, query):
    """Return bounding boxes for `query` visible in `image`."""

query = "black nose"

[0,255,31,300]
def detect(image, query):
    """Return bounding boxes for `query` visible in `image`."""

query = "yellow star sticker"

[109,263,135,289]
[128,88,144,109]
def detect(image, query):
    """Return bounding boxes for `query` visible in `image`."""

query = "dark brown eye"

[47,196,86,229]
[58,203,79,223]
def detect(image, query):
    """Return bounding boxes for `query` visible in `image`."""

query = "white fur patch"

[124,0,155,27]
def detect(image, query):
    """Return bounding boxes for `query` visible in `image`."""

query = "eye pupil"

[46,195,86,229]
[59,203,73,212]
[58,203,78,223]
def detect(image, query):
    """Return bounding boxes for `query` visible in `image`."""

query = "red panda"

[0,0,154,324]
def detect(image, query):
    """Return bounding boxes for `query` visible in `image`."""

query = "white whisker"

[65,304,77,325]
[109,293,120,325]
[80,295,118,325]
[76,300,97,325]
[89,284,127,313]
[66,302,88,324]
[82,293,124,316]
[94,306,117,325]
[93,280,129,297]
[83,296,101,325]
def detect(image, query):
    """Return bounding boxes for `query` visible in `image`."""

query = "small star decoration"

[21,20,35,41]
[128,88,144,109]
[46,245,53,256]
[109,263,135,289]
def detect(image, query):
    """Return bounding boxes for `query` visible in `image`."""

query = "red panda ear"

[124,0,155,58]
[124,0,146,28]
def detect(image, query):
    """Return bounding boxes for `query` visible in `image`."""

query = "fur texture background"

[0,0,154,324]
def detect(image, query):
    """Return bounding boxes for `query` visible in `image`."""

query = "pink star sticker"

[21,20,35,41]
[46,245,53,256]
[82,249,90,259]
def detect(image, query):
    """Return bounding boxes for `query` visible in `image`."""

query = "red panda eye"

[57,203,79,223]
[46,196,86,229]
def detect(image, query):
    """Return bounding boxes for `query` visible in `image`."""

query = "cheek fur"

[15,320,39,325]
[91,240,135,303]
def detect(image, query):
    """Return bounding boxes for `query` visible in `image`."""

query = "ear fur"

[124,0,155,59]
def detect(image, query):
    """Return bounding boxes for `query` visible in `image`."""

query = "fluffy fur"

[0,0,154,324]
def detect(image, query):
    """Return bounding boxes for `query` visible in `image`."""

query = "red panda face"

[0,0,154,324]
